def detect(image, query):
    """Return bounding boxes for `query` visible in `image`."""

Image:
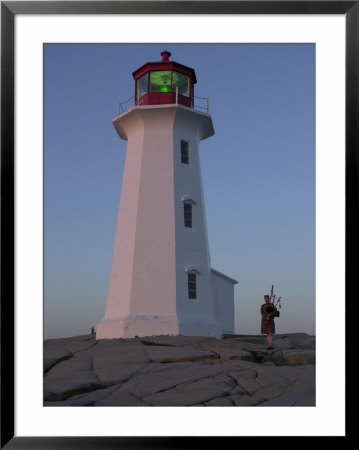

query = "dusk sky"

[44,43,315,340]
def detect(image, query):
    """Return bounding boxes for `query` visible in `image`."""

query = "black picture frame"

[1,1,353,447]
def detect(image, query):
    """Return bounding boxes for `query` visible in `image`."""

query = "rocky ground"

[44,333,315,407]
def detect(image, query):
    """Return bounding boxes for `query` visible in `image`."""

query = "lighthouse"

[96,51,237,340]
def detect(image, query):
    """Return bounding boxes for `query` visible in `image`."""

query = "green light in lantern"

[159,86,170,92]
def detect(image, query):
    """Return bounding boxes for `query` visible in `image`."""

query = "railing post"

[119,102,121,114]
[207,97,210,114]
[176,86,178,105]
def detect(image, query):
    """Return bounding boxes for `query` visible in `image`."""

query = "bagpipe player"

[260,294,279,350]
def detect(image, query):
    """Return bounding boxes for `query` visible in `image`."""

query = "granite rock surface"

[44,333,315,406]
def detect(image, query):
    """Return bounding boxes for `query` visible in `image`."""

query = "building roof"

[211,268,239,284]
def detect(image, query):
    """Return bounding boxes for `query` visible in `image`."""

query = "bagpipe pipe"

[265,284,282,317]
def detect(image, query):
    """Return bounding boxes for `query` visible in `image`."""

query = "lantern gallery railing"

[118,93,210,115]
[193,95,210,114]
[118,95,135,113]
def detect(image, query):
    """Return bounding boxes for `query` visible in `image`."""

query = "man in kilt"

[260,294,277,350]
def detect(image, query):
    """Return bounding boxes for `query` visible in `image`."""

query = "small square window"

[184,202,192,228]
[181,140,189,164]
[188,273,197,299]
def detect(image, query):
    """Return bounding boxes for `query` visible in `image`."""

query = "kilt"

[261,318,275,334]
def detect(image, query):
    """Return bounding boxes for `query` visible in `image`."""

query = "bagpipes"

[266,284,282,317]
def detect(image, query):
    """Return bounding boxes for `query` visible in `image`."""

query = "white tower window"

[183,202,192,228]
[188,273,197,299]
[181,140,189,164]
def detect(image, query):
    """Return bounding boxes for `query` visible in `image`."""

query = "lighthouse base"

[96,314,180,339]
[96,314,222,339]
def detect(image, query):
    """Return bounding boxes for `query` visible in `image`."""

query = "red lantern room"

[132,51,196,108]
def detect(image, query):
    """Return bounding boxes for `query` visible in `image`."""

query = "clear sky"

[44,43,315,339]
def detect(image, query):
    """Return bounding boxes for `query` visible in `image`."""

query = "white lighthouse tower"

[96,51,237,340]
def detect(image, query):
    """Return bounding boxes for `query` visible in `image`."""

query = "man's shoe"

[266,346,273,350]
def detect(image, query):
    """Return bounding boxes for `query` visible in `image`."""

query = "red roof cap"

[161,50,171,62]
